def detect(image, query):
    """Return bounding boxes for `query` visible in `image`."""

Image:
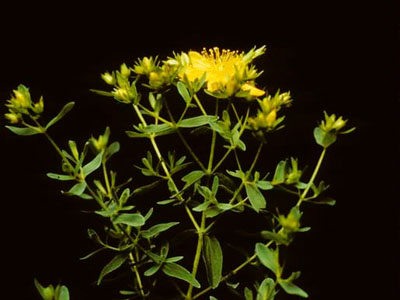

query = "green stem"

[211,147,233,173]
[129,252,146,299]
[102,162,112,199]
[230,102,242,125]
[207,99,219,173]
[164,100,207,173]
[229,142,263,204]
[132,104,200,231]
[296,148,327,207]
[137,103,173,126]
[193,94,207,116]
[192,241,273,300]
[186,212,206,299]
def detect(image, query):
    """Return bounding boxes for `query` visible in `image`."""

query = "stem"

[132,104,200,231]
[230,102,242,125]
[129,252,146,299]
[193,94,207,116]
[192,241,273,300]
[229,142,263,204]
[186,212,206,299]
[137,103,173,126]
[164,100,207,173]
[211,147,233,173]
[296,148,327,207]
[207,99,219,173]
[102,162,112,199]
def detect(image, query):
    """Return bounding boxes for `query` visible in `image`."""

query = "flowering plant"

[5,46,354,300]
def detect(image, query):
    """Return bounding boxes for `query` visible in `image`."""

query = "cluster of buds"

[133,56,179,90]
[5,84,44,124]
[247,91,292,137]
[278,206,303,244]
[314,111,355,148]
[90,127,110,152]
[101,64,139,104]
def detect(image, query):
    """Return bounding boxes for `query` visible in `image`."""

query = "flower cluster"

[247,91,292,135]
[5,85,43,124]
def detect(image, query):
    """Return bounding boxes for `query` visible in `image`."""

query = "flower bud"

[101,72,116,85]
[32,96,44,114]
[120,63,131,78]
[5,112,20,124]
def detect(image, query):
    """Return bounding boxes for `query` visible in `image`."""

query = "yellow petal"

[241,83,265,97]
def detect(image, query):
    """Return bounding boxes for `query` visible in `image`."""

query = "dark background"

[0,1,397,299]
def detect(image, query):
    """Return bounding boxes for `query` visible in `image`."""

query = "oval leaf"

[6,126,40,136]
[278,280,308,298]
[203,235,223,289]
[141,222,180,239]
[255,243,279,275]
[177,82,191,103]
[162,262,201,288]
[113,213,145,227]
[82,152,103,177]
[45,102,75,130]
[97,253,128,285]
[245,183,266,212]
[180,115,219,128]
[47,173,75,181]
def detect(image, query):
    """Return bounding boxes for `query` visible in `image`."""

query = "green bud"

[5,112,20,124]
[32,96,44,114]
[101,72,116,85]
[120,63,131,78]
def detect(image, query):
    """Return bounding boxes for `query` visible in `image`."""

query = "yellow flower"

[5,112,20,124]
[179,46,265,98]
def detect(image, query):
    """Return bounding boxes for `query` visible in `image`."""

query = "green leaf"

[144,264,162,276]
[141,222,180,239]
[6,126,40,136]
[180,115,218,128]
[226,169,243,179]
[45,102,75,130]
[113,213,146,227]
[257,278,275,300]
[80,247,106,260]
[182,170,205,187]
[82,151,103,177]
[245,183,266,212]
[177,81,191,103]
[272,160,286,184]
[105,141,120,159]
[162,262,201,288]
[166,256,184,263]
[64,181,87,196]
[34,279,54,300]
[244,287,254,300]
[255,243,279,275]
[97,253,128,285]
[278,279,308,298]
[203,235,223,289]
[47,173,75,181]
[90,89,114,97]
[260,231,289,246]
[131,179,163,197]
[256,180,273,190]
[55,285,70,300]
[313,127,336,148]
[210,296,218,300]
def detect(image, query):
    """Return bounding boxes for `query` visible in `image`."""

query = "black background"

[0,1,397,299]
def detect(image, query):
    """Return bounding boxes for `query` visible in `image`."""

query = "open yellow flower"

[179,46,266,98]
